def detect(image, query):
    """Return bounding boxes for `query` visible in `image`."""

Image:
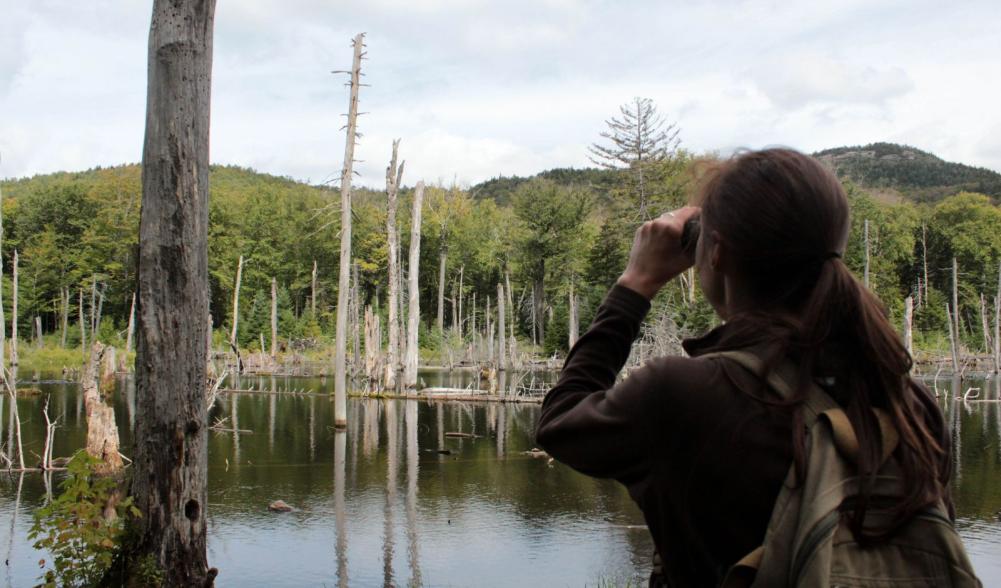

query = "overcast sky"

[1,0,999,188]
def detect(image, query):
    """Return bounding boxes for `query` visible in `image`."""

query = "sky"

[1,0,1000,189]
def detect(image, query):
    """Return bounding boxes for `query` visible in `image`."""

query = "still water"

[0,372,999,587]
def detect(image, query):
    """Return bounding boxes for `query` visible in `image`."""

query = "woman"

[535,148,954,586]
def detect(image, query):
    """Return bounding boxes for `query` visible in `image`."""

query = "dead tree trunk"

[83,342,122,474]
[903,295,913,361]
[497,283,506,373]
[437,249,447,333]
[946,303,960,374]
[95,284,105,335]
[125,291,136,354]
[270,277,278,358]
[311,260,318,318]
[334,33,365,426]
[60,287,69,348]
[79,288,87,350]
[980,293,992,358]
[403,182,425,389]
[384,140,403,390]
[922,223,929,307]
[457,265,464,338]
[568,282,579,349]
[10,250,18,366]
[34,316,42,348]
[90,276,97,335]
[863,219,870,289]
[952,257,960,351]
[506,271,516,368]
[230,255,243,347]
[129,1,217,584]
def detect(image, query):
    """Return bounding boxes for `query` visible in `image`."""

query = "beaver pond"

[1,371,999,586]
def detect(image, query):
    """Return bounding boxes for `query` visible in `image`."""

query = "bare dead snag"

[334,33,365,426]
[403,182,425,389]
[82,343,122,474]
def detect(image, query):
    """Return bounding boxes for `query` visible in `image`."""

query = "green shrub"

[29,451,140,588]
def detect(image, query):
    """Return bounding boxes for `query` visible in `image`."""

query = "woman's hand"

[616,206,700,300]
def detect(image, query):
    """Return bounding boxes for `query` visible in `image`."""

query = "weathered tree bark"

[79,288,87,350]
[384,140,403,390]
[403,182,425,389]
[436,249,447,333]
[125,291,136,354]
[129,1,216,585]
[497,283,506,373]
[10,250,18,366]
[33,316,41,348]
[230,255,243,347]
[271,277,278,358]
[334,33,365,427]
[83,342,122,474]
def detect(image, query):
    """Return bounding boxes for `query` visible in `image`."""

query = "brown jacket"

[536,285,796,587]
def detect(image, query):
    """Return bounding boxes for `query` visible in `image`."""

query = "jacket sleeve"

[535,284,656,484]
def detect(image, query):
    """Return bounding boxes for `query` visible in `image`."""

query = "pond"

[0,372,999,587]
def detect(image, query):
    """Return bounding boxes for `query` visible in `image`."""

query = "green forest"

[2,141,1001,365]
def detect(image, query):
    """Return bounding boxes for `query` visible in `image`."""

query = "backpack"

[702,350,982,588]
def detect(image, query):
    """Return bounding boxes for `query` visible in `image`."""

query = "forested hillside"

[3,143,1001,359]
[814,142,1001,202]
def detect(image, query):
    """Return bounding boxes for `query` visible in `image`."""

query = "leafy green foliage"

[28,451,141,588]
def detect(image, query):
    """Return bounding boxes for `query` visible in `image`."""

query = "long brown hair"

[698,148,951,542]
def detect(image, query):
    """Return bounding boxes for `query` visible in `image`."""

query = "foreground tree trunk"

[334,33,365,427]
[129,1,216,585]
[403,182,425,388]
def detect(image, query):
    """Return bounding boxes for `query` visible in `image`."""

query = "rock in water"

[268,500,293,512]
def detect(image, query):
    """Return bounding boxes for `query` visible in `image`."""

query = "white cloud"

[2,0,1000,184]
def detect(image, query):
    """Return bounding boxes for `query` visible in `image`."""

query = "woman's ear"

[709,230,723,272]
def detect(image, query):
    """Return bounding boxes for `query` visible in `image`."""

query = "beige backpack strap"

[720,546,764,588]
[699,350,838,421]
[819,407,899,465]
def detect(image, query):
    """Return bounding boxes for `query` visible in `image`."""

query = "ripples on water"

[0,372,998,586]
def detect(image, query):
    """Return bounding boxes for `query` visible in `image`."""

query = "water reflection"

[0,373,997,586]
